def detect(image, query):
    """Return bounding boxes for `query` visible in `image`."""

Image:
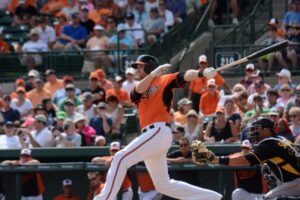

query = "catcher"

[191,117,300,199]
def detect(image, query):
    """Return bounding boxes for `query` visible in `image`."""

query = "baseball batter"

[94,55,222,200]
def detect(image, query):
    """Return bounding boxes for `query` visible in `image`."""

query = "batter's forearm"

[135,74,155,94]
[184,70,202,82]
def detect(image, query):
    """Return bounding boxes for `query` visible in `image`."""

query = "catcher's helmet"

[131,54,159,74]
[247,117,275,144]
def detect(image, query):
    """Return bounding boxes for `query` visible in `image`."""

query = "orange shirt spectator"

[189,73,225,95]
[9,0,36,13]
[26,79,51,108]
[10,79,26,99]
[89,8,112,25]
[200,79,220,116]
[174,112,186,125]
[0,39,10,53]
[40,0,68,14]
[44,69,64,95]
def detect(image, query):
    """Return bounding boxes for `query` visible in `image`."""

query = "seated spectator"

[75,92,97,123]
[106,16,118,37]
[284,22,299,70]
[10,79,27,99]
[105,95,124,136]
[40,0,68,15]
[224,98,241,133]
[121,68,138,96]
[246,70,271,96]
[53,111,67,132]
[54,12,69,37]
[59,84,82,111]
[166,0,187,24]
[284,84,300,119]
[282,0,300,33]
[25,69,41,92]
[200,79,220,116]
[266,89,284,116]
[95,135,106,146]
[61,0,79,21]
[142,7,165,45]
[275,118,295,142]
[247,80,268,108]
[44,69,64,96]
[107,0,123,20]
[274,69,296,92]
[204,107,237,143]
[106,76,131,107]
[54,179,80,200]
[19,29,48,70]
[87,72,106,104]
[243,95,270,124]
[41,98,57,125]
[158,0,174,32]
[133,0,149,25]
[20,114,52,147]
[61,99,82,121]
[80,5,95,36]
[34,16,56,49]
[0,29,10,53]
[240,63,256,90]
[277,84,294,107]
[0,121,23,149]
[289,107,300,144]
[91,141,133,199]
[54,13,88,50]
[124,12,145,47]
[53,119,82,147]
[74,114,96,146]
[184,109,202,142]
[172,126,185,145]
[1,148,45,199]
[86,25,111,70]
[89,102,113,137]
[1,95,21,125]
[167,137,192,164]
[174,98,192,126]
[10,87,33,120]
[26,78,51,108]
[13,0,38,26]
[234,91,250,117]
[95,69,113,91]
[145,0,158,13]
[86,172,105,200]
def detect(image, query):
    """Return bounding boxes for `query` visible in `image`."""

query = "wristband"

[197,70,204,78]
[218,156,229,165]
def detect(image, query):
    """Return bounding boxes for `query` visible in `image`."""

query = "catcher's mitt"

[190,140,215,166]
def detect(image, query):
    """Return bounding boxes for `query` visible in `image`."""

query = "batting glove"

[203,67,217,79]
[150,64,172,77]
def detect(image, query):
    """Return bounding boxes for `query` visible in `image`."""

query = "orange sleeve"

[189,80,195,91]
[215,73,225,86]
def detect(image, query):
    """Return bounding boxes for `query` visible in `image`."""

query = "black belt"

[141,123,170,133]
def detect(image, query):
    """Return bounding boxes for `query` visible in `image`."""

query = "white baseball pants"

[232,188,264,200]
[264,177,300,198]
[138,188,162,200]
[94,122,222,200]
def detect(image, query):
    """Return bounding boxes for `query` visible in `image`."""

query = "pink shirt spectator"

[78,126,96,145]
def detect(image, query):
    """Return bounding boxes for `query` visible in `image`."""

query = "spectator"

[78,0,94,12]
[0,0,10,12]
[13,0,38,26]
[74,113,96,146]
[274,69,296,92]
[173,98,192,126]
[106,16,118,37]
[89,102,113,137]
[121,67,138,96]
[1,148,45,200]
[54,12,69,37]
[61,0,79,20]
[172,126,185,145]
[0,28,10,53]
[10,79,26,99]
[142,7,165,45]
[19,29,48,70]
[243,95,270,124]
[86,172,105,200]
[55,13,88,50]
[26,78,51,108]
[106,0,123,21]
[234,91,250,117]
[289,107,300,143]
[95,69,113,92]
[61,99,82,121]
[25,69,41,92]
[267,108,281,125]
[274,118,295,142]
[124,12,145,47]
[247,80,268,108]
[41,98,57,125]
[1,95,21,125]
[240,63,256,90]
[204,107,238,143]
[145,0,158,13]
[246,70,271,96]
[166,0,187,24]
[266,89,284,116]
[284,22,299,69]
[10,87,33,120]
[86,25,111,70]
[43,69,64,96]
[125,0,136,14]
[268,17,285,38]
[105,95,124,136]
[53,111,67,132]
[40,0,68,15]
[80,5,95,36]
[277,84,294,107]
[21,114,52,147]
[282,0,300,33]
[91,141,133,199]
[199,79,220,116]
[87,72,106,104]
[53,119,82,147]
[133,0,149,25]
[75,92,97,122]
[59,84,82,111]
[94,135,106,146]
[167,137,192,163]
[106,76,131,107]
[184,109,202,142]
[224,98,241,133]
[158,0,174,32]
[34,16,56,49]
[0,121,23,149]
[284,84,300,120]
[53,179,80,200]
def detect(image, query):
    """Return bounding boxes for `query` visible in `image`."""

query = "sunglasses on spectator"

[290,114,298,118]
[172,131,179,134]
[179,143,188,147]
[65,103,74,106]
[187,115,197,118]
[281,89,291,92]
[98,106,106,110]
[66,88,74,91]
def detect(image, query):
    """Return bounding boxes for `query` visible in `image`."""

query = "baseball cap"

[115,76,123,82]
[65,84,75,90]
[117,24,126,32]
[215,107,225,114]
[280,84,292,92]
[268,18,279,26]
[55,12,67,19]
[28,29,39,36]
[89,72,99,80]
[241,140,252,149]
[45,69,56,76]
[95,69,105,79]
[97,101,107,109]
[125,67,135,75]
[82,92,93,101]
[63,179,72,186]
[94,25,104,31]
[34,78,43,83]
[150,7,159,12]
[21,117,34,127]
[126,12,135,20]
[186,109,199,118]
[56,111,66,120]
[253,117,275,130]
[245,63,255,71]
[137,0,145,4]
[276,69,291,80]
[21,148,32,156]
[95,135,106,145]
[110,141,121,151]
[80,5,89,11]
[207,78,216,87]
[5,121,14,127]
[198,55,207,64]
[63,75,74,83]
[269,108,280,116]
[177,98,192,107]
[34,114,47,123]
[3,95,11,101]
[73,114,86,124]
[28,69,39,78]
[15,79,25,85]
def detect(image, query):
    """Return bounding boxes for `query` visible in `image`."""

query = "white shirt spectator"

[56,132,82,147]
[184,124,202,142]
[34,25,56,44]
[30,127,52,147]
[145,0,159,13]
[248,93,268,107]
[10,99,33,117]
[161,9,174,31]
[122,80,139,96]
[124,22,145,44]
[75,104,97,123]
[0,135,22,149]
[22,40,48,52]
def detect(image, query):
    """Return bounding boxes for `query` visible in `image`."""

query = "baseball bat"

[215,40,288,72]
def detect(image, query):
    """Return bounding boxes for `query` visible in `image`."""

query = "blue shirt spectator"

[61,24,88,45]
[166,0,187,19]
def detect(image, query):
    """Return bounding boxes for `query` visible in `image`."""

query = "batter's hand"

[203,67,217,79]
[150,64,171,77]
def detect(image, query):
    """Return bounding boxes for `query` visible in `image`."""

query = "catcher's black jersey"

[244,136,300,182]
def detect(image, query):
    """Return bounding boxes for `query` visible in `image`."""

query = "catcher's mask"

[131,54,159,74]
[247,117,275,144]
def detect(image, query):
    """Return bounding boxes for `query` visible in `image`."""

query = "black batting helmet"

[131,54,159,74]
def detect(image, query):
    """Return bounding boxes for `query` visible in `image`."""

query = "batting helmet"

[131,54,159,74]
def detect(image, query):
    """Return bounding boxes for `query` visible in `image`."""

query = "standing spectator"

[86,172,105,200]
[106,76,131,107]
[0,28,10,53]
[166,0,187,23]
[158,0,174,32]
[1,148,45,200]
[74,113,96,146]
[133,0,149,25]
[277,84,294,107]
[283,0,300,32]
[34,16,56,49]
[26,78,51,108]
[0,121,23,149]
[274,69,296,92]
[184,109,202,142]
[121,67,138,96]
[75,92,97,122]
[105,95,124,136]
[89,102,112,137]
[199,79,220,116]
[167,137,192,164]
[53,179,80,200]
[44,69,64,96]
[59,84,82,111]
[80,5,95,36]
[289,107,300,143]
[124,12,145,47]
[204,108,237,143]
[13,0,38,26]
[61,0,79,20]
[1,95,21,125]
[11,87,33,120]
[53,119,82,147]
[240,63,256,90]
